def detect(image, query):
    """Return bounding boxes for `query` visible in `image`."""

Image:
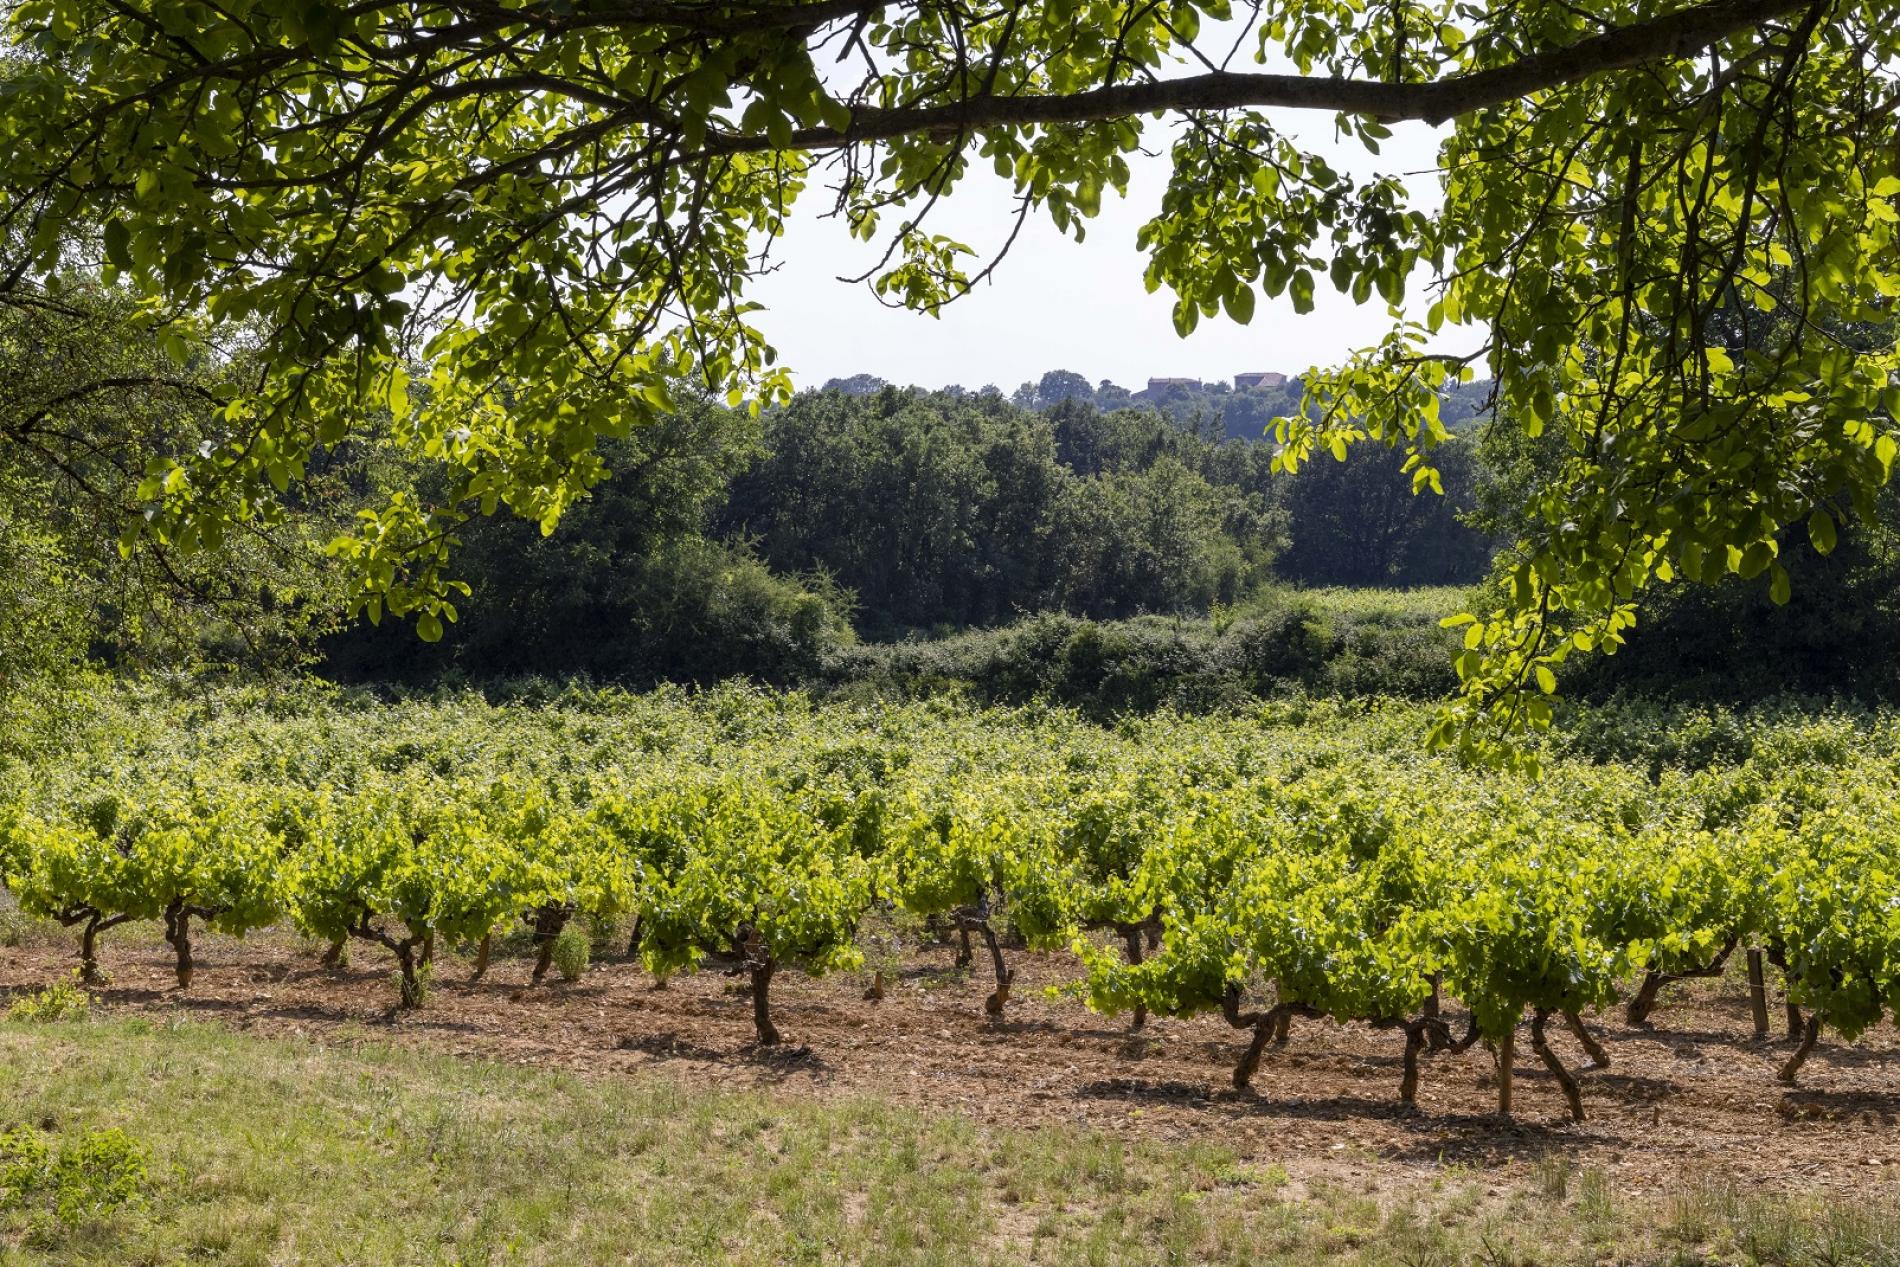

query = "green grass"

[1265,584,1475,624]
[1,1018,1896,1265]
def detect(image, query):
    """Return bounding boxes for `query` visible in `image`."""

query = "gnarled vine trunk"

[1397,1015,1451,1108]
[1777,1010,1821,1085]
[346,911,427,1010]
[739,925,780,1045]
[1221,987,1323,1091]
[57,906,133,985]
[528,901,574,984]
[952,907,1013,1017]
[1119,923,1147,1031]
[1562,1009,1610,1070]
[1530,1008,1585,1122]
[162,898,224,989]
[1625,936,1737,1026]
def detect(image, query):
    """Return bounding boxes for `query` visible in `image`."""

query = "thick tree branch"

[706,0,1816,154]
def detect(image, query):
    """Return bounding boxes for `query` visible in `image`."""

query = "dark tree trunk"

[79,914,104,984]
[74,910,132,984]
[1398,1018,1445,1108]
[1120,924,1147,1031]
[470,933,492,982]
[1270,1007,1294,1046]
[1233,1011,1277,1089]
[954,910,1012,1017]
[1766,944,1803,1039]
[529,902,573,985]
[1746,948,1771,1039]
[955,924,973,969]
[751,959,780,1045]
[161,899,217,990]
[346,912,426,1010]
[321,937,345,968]
[739,926,780,1045]
[1777,1010,1821,1085]
[394,941,423,1010]
[626,915,643,960]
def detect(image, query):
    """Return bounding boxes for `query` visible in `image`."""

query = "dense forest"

[324,376,1498,687]
[8,283,1897,715]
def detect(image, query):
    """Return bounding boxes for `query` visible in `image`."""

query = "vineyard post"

[1493,1030,1515,1117]
[1746,949,1770,1039]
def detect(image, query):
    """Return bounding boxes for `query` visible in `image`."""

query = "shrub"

[5,975,93,1023]
[552,922,590,983]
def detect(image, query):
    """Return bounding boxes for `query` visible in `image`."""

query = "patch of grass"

[0,1019,1893,1265]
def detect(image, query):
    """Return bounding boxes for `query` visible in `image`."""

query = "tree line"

[324,379,1495,684]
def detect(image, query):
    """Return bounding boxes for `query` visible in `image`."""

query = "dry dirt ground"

[6,928,1898,1200]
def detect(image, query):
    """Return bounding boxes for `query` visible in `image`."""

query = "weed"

[5,973,93,1023]
[0,1125,146,1226]
[551,922,590,982]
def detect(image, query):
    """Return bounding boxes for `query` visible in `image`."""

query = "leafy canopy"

[0,0,1896,748]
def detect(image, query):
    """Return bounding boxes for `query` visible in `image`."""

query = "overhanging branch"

[707,0,1814,154]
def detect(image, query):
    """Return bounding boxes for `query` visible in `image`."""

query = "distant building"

[1144,376,1202,392]
[1233,371,1286,390]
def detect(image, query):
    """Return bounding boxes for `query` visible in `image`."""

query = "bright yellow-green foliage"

[1,3,1896,746]
[2,683,1898,1076]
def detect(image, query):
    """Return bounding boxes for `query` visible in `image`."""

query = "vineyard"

[3,683,1898,1129]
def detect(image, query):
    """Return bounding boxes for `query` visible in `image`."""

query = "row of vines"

[3,683,1897,1121]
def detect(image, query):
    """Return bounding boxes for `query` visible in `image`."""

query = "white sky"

[748,113,1457,393]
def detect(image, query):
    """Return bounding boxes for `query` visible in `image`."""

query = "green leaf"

[1808,509,1837,555]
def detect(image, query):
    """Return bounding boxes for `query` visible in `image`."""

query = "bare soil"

[6,928,1898,1198]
